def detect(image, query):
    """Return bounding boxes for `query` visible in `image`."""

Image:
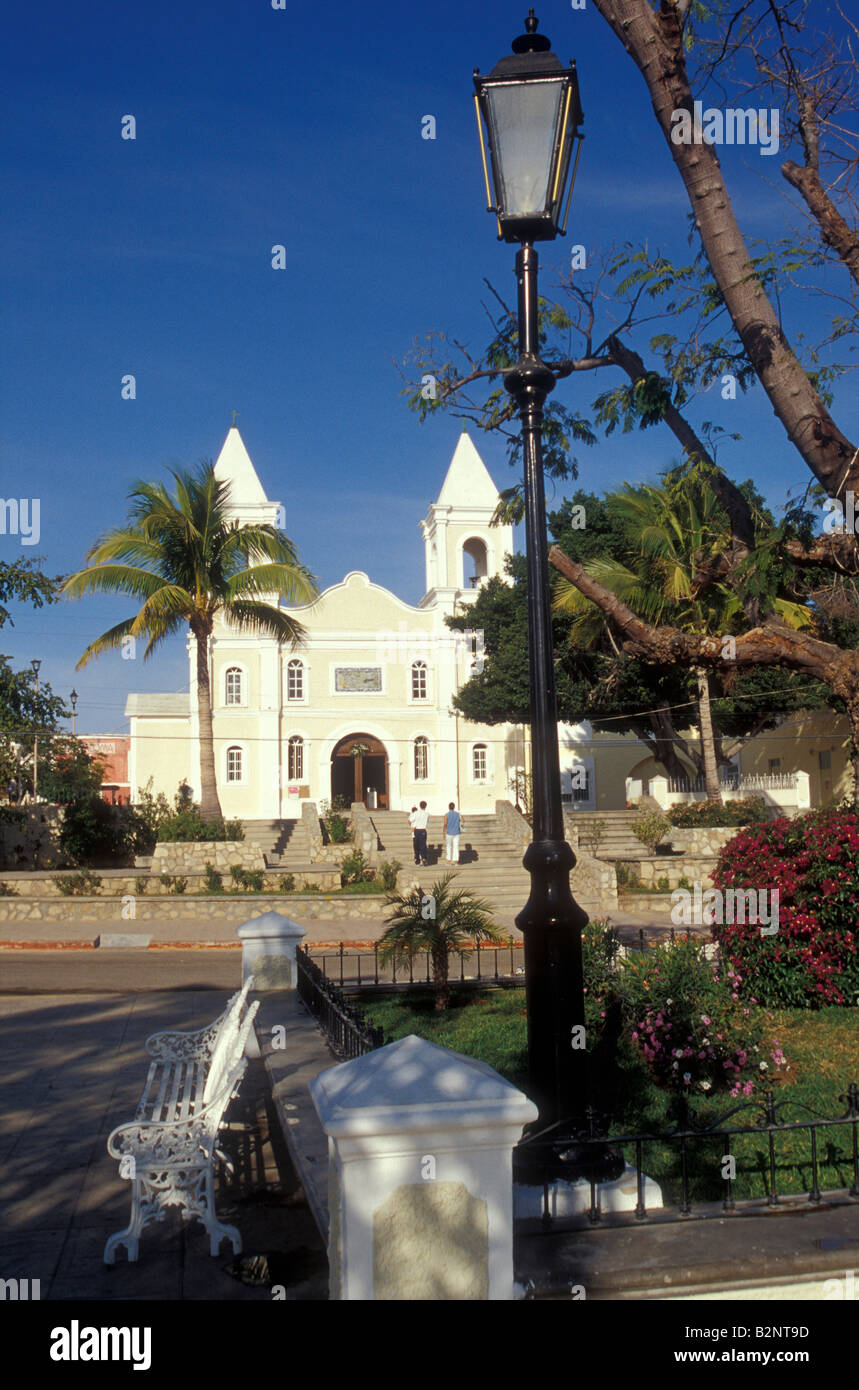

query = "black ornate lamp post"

[474,12,604,1178]
[70,688,78,737]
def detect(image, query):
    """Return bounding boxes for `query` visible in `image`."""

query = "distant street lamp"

[473,13,614,1181]
[70,688,78,737]
[31,659,42,802]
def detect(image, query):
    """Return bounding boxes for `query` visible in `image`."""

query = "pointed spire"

[436,432,500,507]
[213,424,269,507]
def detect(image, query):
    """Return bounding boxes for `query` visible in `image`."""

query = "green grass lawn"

[357,988,859,1205]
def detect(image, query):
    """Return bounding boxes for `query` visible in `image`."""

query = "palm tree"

[61,463,318,820]
[379,873,505,1010]
[555,473,810,800]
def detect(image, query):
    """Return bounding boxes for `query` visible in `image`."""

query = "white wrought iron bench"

[104,978,260,1264]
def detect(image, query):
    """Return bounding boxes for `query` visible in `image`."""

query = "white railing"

[666,772,798,793]
[642,770,811,813]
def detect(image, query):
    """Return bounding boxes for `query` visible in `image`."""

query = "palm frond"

[225,562,318,605]
[75,617,139,669]
[130,584,195,632]
[61,565,174,603]
[222,600,307,647]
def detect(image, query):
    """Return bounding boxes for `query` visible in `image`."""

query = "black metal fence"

[305,937,527,989]
[303,928,680,992]
[295,946,385,1060]
[514,1083,859,1234]
[296,939,859,1237]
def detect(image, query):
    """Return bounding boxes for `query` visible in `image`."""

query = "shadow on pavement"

[0,990,328,1300]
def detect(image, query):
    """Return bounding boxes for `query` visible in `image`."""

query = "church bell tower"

[419,432,513,614]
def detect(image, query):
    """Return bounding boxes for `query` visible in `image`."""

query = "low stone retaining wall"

[150,840,266,874]
[0,892,391,922]
[628,855,721,889]
[0,805,65,870]
[668,825,746,855]
[350,803,379,865]
[571,851,618,912]
[0,864,342,897]
[618,893,676,914]
[495,799,530,852]
[301,802,326,861]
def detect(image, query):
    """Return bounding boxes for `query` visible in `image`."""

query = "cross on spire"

[231,409,238,427]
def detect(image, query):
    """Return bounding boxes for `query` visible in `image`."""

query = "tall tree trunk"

[641,710,693,783]
[695,668,721,802]
[194,623,223,821]
[433,945,449,1012]
[592,0,859,501]
[847,704,859,810]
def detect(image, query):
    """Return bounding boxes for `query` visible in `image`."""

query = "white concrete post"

[795,770,811,810]
[236,910,306,990]
[311,1034,537,1301]
[649,775,669,808]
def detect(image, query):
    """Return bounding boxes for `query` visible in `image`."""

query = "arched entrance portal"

[331,734,388,809]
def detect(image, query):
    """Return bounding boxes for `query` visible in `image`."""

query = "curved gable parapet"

[290,569,433,621]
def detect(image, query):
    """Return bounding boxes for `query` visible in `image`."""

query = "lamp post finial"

[513,9,551,53]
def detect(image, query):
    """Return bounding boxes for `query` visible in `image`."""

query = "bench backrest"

[219,974,255,1044]
[203,993,259,1106]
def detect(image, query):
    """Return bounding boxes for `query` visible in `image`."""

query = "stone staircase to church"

[368,809,570,927]
[242,818,315,869]
[566,809,652,859]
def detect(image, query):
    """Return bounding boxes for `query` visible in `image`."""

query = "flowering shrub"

[631,809,671,849]
[619,935,785,1099]
[711,808,859,1008]
[581,917,621,1040]
[582,927,786,1102]
[667,795,768,828]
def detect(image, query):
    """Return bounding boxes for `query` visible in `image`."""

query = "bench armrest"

[108,1061,247,1162]
[144,977,255,1059]
[145,1022,222,1061]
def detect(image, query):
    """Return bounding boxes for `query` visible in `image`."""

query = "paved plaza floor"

[0,976,328,1300]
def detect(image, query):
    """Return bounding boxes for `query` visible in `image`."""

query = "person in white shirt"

[408,806,419,864]
[412,801,430,866]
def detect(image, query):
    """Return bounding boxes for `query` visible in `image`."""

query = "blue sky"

[1,0,854,735]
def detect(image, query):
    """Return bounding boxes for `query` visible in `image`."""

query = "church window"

[287,659,304,700]
[411,661,428,700]
[225,667,243,705]
[226,746,243,782]
[288,736,304,780]
[414,736,429,781]
[472,743,488,782]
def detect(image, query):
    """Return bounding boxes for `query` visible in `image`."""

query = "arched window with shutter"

[225,666,243,705]
[411,661,428,700]
[414,736,429,781]
[287,659,304,701]
[287,735,304,781]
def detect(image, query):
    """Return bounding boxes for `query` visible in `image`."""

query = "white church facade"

[125,425,598,818]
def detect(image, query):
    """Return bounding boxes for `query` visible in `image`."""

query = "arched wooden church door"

[331,734,388,809]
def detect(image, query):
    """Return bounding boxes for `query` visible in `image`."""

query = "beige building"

[126,425,851,820]
[128,426,582,817]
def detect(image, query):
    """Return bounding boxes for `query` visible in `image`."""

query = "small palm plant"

[379,872,505,1011]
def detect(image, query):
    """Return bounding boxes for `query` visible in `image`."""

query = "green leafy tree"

[0,656,68,793]
[0,555,62,627]
[399,3,859,797]
[379,873,504,1011]
[61,463,318,819]
[450,488,822,787]
[555,473,811,799]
